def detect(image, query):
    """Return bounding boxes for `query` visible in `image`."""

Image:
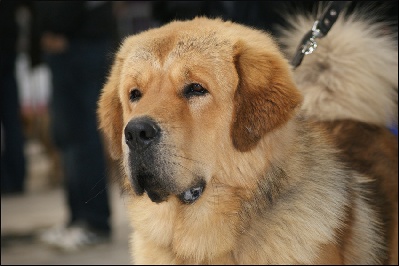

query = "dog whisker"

[85,184,108,204]
[167,160,199,177]
[171,154,205,165]
[160,144,207,165]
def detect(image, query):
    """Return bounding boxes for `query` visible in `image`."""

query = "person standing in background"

[35,1,118,251]
[0,1,34,195]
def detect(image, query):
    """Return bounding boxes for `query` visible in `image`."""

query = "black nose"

[124,117,161,148]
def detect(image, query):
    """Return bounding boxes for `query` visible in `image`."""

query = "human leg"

[0,51,26,194]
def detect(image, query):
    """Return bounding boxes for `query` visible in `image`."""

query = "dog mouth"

[133,171,205,205]
[134,172,169,203]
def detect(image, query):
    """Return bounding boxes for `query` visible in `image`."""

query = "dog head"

[97,17,302,204]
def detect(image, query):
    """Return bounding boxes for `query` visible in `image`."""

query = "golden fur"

[97,17,392,264]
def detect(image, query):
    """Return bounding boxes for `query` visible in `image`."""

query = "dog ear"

[97,57,124,160]
[231,40,303,152]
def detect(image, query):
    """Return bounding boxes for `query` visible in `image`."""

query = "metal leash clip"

[302,21,323,55]
[291,1,350,68]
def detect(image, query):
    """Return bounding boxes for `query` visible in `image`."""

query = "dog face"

[98,17,302,204]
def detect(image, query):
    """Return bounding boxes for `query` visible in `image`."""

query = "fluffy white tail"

[279,4,398,127]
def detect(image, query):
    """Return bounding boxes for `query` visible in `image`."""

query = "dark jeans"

[0,51,26,194]
[45,40,113,232]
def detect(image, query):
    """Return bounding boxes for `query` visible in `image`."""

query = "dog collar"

[291,1,350,68]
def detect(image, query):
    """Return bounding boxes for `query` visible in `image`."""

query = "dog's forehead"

[121,21,233,68]
[117,18,243,98]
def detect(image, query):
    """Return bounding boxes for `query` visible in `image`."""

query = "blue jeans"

[45,40,114,231]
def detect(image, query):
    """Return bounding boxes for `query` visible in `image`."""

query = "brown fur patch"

[320,120,399,264]
[97,56,124,159]
[231,41,302,151]
[314,243,344,264]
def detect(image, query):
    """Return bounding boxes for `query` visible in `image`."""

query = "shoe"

[38,222,110,252]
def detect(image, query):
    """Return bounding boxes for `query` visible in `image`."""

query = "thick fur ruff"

[279,5,398,127]
[279,5,399,264]
[98,17,393,264]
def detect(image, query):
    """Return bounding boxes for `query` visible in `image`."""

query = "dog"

[279,4,399,264]
[97,17,394,264]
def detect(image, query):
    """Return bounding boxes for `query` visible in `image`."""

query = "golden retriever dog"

[279,5,399,264]
[97,17,394,264]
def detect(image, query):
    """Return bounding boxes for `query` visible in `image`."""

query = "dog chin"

[131,171,206,205]
[131,171,169,203]
[144,188,170,204]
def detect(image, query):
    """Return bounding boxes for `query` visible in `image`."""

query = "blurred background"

[1,1,398,265]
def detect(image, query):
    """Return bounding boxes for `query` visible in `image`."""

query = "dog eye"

[129,89,142,102]
[183,83,208,98]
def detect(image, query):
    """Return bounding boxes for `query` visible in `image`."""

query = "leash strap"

[291,1,350,68]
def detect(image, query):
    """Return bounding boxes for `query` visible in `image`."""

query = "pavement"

[1,140,132,265]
